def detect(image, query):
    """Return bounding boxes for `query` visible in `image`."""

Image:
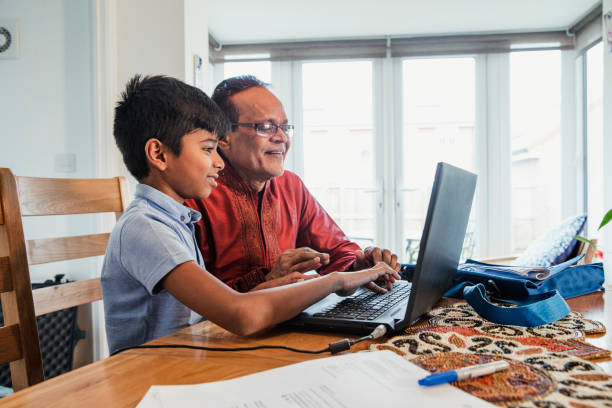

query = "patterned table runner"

[371,302,612,407]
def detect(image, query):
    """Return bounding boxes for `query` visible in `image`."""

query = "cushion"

[513,214,587,267]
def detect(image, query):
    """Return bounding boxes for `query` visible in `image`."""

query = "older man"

[186,76,399,292]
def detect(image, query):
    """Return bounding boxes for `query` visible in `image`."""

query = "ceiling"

[208,0,600,45]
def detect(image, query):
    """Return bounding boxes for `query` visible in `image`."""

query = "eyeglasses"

[233,122,294,138]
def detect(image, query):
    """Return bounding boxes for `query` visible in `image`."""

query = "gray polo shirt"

[101,183,205,354]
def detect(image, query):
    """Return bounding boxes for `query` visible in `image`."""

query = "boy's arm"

[160,261,399,337]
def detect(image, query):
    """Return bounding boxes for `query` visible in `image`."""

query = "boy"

[101,75,399,354]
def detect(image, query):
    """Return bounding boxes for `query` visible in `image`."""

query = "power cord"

[327,324,387,354]
[110,324,388,356]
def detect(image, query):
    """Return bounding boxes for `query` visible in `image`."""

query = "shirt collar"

[135,184,202,224]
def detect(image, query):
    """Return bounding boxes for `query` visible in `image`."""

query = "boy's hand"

[267,247,330,281]
[335,262,400,297]
[352,247,401,292]
[251,271,319,291]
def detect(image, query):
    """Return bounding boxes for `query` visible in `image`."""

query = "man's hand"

[353,247,401,293]
[266,247,330,281]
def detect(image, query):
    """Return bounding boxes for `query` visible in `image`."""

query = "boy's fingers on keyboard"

[374,262,400,280]
[364,281,387,294]
[384,277,393,291]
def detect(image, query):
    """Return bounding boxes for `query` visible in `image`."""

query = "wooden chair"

[0,168,128,391]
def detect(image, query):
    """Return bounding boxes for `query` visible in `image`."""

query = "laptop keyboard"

[313,282,411,321]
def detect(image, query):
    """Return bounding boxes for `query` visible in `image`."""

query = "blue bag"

[402,254,605,327]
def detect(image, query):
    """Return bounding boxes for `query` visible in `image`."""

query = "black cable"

[110,325,388,357]
[111,343,330,356]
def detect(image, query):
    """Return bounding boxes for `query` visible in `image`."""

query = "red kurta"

[185,165,360,292]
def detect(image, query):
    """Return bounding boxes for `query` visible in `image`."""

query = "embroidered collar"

[219,162,270,197]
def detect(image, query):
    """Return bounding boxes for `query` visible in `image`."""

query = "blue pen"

[418,360,510,386]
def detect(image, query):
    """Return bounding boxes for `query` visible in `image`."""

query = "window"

[209,42,582,262]
[401,58,476,262]
[585,42,604,239]
[301,61,376,248]
[510,51,562,253]
[223,61,272,83]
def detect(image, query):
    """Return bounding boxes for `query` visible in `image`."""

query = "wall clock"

[0,19,19,59]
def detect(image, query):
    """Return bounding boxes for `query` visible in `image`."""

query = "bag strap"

[460,283,570,327]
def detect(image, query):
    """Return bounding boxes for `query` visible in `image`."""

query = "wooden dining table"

[2,287,611,408]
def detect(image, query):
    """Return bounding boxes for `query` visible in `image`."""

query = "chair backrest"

[0,168,129,390]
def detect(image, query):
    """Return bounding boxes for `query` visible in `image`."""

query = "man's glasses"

[233,123,294,138]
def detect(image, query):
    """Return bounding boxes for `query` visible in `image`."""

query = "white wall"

[114,0,208,90]
[116,0,184,87]
[603,0,612,281]
[0,0,95,179]
[184,0,209,89]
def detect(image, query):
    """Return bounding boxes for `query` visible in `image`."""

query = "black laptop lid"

[400,162,477,329]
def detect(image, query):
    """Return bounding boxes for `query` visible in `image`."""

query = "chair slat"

[0,168,45,389]
[0,256,12,293]
[0,324,23,365]
[26,233,110,265]
[17,177,124,216]
[33,278,102,316]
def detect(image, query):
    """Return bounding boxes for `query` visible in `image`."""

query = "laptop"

[284,162,477,334]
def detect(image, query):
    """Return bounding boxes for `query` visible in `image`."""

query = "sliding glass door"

[302,61,377,248]
[401,57,477,262]
[509,51,562,254]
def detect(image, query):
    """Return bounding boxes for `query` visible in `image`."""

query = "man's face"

[219,87,291,189]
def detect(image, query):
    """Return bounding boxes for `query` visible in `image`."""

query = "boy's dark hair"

[211,75,269,133]
[114,75,228,180]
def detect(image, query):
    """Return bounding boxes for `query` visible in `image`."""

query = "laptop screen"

[399,162,477,329]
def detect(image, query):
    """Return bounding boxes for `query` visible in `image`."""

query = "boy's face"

[164,129,224,201]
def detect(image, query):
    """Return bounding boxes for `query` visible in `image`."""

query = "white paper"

[137,350,494,408]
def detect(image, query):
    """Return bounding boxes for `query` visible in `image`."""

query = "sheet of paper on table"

[136,350,495,408]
